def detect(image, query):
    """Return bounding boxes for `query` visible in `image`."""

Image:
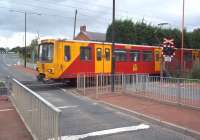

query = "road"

[0,53,35,81]
[0,53,197,140]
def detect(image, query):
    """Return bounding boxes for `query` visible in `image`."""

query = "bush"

[0,82,5,87]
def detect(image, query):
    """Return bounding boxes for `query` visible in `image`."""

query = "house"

[75,25,106,42]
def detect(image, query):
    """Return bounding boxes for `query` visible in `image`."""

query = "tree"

[106,19,135,44]
[106,19,199,49]
[189,28,200,49]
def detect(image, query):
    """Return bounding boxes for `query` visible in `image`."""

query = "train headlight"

[48,69,53,73]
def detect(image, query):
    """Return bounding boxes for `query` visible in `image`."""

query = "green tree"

[106,19,198,48]
[189,28,200,49]
[106,19,135,44]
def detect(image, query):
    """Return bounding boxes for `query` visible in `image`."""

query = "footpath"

[0,96,32,140]
[79,91,200,139]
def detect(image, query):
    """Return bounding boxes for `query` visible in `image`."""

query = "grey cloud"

[0,0,199,39]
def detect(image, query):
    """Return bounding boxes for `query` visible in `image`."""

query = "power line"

[9,0,137,21]
[4,1,112,24]
[0,6,109,29]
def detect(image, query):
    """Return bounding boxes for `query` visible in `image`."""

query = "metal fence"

[77,73,200,108]
[77,73,123,98]
[0,81,8,96]
[9,78,61,140]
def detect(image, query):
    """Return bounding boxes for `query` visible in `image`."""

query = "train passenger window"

[105,48,110,61]
[96,48,102,61]
[64,46,70,61]
[184,53,192,62]
[80,47,92,61]
[142,51,153,62]
[115,49,127,61]
[130,50,140,62]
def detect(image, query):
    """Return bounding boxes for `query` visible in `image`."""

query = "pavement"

[0,53,199,140]
[79,90,200,134]
[0,97,32,140]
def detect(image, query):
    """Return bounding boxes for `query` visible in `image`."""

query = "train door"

[154,48,161,72]
[95,43,111,73]
[103,44,111,73]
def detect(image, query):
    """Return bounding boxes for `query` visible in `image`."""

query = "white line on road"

[57,105,78,109]
[61,124,150,140]
[61,88,67,92]
[0,109,14,112]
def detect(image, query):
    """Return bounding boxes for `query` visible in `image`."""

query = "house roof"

[82,31,106,42]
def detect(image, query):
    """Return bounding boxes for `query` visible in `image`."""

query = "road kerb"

[98,100,200,140]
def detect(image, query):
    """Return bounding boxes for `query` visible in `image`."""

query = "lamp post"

[9,10,41,68]
[180,0,185,77]
[24,12,27,68]
[111,0,116,92]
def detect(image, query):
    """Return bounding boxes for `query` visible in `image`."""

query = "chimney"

[80,25,86,32]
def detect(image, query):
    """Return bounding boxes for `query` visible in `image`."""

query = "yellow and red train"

[36,39,200,81]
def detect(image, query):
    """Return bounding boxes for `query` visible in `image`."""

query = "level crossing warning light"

[161,38,176,62]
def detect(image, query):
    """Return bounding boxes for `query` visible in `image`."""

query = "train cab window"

[39,43,54,62]
[130,50,140,62]
[142,51,153,62]
[80,47,92,61]
[105,48,110,61]
[115,49,127,61]
[64,46,70,61]
[184,53,192,62]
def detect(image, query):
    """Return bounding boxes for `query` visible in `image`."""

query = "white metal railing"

[77,73,200,109]
[0,81,8,96]
[77,73,123,97]
[9,78,61,140]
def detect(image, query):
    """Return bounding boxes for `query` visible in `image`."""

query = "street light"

[9,10,41,68]
[111,0,115,92]
[181,0,185,77]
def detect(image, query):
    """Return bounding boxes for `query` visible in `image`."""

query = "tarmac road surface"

[0,53,198,140]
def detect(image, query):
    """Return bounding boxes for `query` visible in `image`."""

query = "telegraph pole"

[111,0,115,92]
[24,12,27,68]
[180,0,185,77]
[73,9,77,40]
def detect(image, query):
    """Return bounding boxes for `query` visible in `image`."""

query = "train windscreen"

[39,43,54,62]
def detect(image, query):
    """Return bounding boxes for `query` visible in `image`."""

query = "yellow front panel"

[154,48,161,72]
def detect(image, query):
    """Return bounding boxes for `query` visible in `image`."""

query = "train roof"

[40,38,200,51]
[40,38,160,49]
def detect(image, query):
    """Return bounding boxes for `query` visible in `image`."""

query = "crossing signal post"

[160,38,176,77]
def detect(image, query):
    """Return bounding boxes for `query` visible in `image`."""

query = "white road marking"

[0,109,14,112]
[61,124,150,140]
[61,88,67,92]
[57,105,78,109]
[6,64,11,67]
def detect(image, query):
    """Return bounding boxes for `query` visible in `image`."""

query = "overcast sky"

[0,0,200,48]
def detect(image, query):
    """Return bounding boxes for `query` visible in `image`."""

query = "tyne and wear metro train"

[36,39,200,82]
